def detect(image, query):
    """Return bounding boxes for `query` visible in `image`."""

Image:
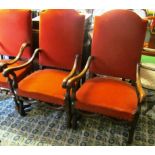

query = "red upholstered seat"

[76,77,138,121]
[18,69,69,105]
[0,60,30,88]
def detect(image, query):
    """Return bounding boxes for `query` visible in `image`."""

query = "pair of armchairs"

[0,9,147,145]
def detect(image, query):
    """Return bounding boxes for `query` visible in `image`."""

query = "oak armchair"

[0,9,32,107]
[66,9,147,144]
[3,9,85,127]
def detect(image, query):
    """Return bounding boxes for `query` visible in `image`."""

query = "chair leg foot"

[18,101,26,116]
[127,130,134,145]
[66,111,72,128]
[15,105,19,111]
[127,109,140,145]
[13,96,19,111]
[127,123,136,145]
[14,96,32,116]
[67,121,71,128]
[23,104,32,112]
[72,115,78,129]
[71,111,81,129]
[67,117,72,128]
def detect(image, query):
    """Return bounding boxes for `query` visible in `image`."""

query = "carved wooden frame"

[66,57,146,145]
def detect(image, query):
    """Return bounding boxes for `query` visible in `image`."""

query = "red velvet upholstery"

[0,9,32,58]
[0,60,31,88]
[76,77,138,121]
[18,69,69,105]
[90,9,147,81]
[39,9,85,70]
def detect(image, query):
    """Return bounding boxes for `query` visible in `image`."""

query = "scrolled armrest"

[142,47,155,56]
[143,47,155,52]
[62,54,79,88]
[0,42,31,72]
[67,56,93,88]
[7,42,31,65]
[3,48,41,77]
[0,62,7,72]
[136,64,146,103]
[140,63,155,71]
[143,16,155,20]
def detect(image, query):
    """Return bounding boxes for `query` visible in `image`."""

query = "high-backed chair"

[0,9,32,104]
[3,10,85,127]
[67,9,147,144]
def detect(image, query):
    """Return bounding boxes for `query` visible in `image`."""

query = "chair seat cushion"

[76,77,138,121]
[0,59,30,88]
[18,69,69,105]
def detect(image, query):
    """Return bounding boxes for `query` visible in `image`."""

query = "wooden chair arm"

[142,47,155,56]
[62,54,79,88]
[140,63,155,71]
[0,42,31,72]
[144,16,155,20]
[67,56,93,88]
[7,42,31,65]
[136,64,146,103]
[3,48,41,77]
[0,62,7,72]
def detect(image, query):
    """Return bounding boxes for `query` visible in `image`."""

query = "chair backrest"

[90,9,147,81]
[39,9,85,70]
[0,9,32,59]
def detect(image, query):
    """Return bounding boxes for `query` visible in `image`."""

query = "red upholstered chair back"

[39,9,85,70]
[0,9,32,58]
[90,9,147,81]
